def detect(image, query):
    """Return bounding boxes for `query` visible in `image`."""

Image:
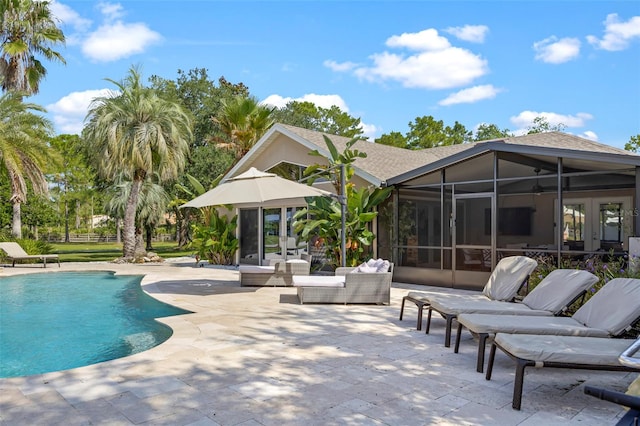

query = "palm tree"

[1,0,66,94]
[212,96,274,161]
[105,175,170,253]
[84,66,192,259]
[0,91,57,237]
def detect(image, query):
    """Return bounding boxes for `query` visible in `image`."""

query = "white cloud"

[323,60,358,72]
[345,28,488,90]
[510,110,594,132]
[533,36,581,64]
[359,122,379,141]
[439,84,502,106]
[587,13,640,51]
[262,93,350,112]
[580,130,598,141]
[51,2,161,62]
[443,25,489,43]
[98,2,125,21]
[386,28,451,51]
[47,89,114,134]
[82,21,162,62]
[50,1,92,32]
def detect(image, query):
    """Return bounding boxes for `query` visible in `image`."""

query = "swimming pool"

[0,271,191,378]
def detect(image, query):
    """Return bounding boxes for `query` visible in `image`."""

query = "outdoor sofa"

[0,242,60,268]
[293,259,393,304]
[485,334,640,410]
[239,253,311,287]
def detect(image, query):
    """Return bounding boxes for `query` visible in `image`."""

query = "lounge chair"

[456,277,640,372]
[399,256,537,332]
[0,242,59,268]
[485,334,640,410]
[446,269,598,371]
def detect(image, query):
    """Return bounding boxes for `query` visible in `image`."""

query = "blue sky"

[33,1,640,149]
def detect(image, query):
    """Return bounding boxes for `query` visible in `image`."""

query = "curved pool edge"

[0,261,241,382]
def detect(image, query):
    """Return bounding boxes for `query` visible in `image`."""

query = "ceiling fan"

[532,168,544,194]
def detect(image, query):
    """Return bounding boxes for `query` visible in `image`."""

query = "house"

[224,123,640,290]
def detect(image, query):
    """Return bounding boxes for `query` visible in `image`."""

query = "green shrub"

[189,213,238,265]
[527,250,640,315]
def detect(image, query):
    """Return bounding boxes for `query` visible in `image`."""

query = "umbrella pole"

[340,163,346,268]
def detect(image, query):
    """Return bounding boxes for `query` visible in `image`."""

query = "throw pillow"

[376,259,391,273]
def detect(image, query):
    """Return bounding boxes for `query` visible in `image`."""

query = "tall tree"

[624,134,640,153]
[271,100,364,138]
[149,69,249,148]
[0,0,66,94]
[105,176,170,252]
[83,66,192,260]
[212,95,274,162]
[49,134,96,242]
[0,92,57,237]
[527,116,566,134]
[375,131,408,148]
[473,123,513,141]
[406,116,472,149]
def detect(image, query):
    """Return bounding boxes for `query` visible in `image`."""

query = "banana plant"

[294,182,392,268]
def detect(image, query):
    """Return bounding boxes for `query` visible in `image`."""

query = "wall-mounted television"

[484,207,533,236]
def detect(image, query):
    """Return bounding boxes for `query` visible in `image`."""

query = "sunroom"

[380,136,640,290]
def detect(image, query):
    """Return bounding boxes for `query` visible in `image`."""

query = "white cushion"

[352,258,390,273]
[352,264,378,273]
[239,265,276,274]
[286,259,308,264]
[292,275,345,287]
[376,259,391,273]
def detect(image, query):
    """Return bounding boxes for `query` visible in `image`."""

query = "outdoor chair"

[485,334,640,410]
[239,253,311,287]
[455,277,640,372]
[440,269,598,371]
[0,242,59,268]
[293,259,393,304]
[399,256,537,340]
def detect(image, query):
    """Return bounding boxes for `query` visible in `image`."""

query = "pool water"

[0,271,191,378]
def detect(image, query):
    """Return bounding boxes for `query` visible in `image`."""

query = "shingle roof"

[492,131,633,155]
[267,124,638,186]
[278,124,443,182]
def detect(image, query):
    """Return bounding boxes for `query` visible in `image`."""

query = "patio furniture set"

[240,256,393,305]
[399,255,640,412]
[239,253,312,287]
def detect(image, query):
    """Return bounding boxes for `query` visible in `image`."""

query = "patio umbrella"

[180,167,332,208]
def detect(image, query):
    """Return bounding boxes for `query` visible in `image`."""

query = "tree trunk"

[11,201,22,239]
[116,218,121,243]
[64,200,70,243]
[145,224,154,251]
[75,199,81,229]
[122,178,143,258]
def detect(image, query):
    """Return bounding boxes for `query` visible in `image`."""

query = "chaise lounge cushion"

[571,277,640,336]
[494,333,635,367]
[482,256,539,301]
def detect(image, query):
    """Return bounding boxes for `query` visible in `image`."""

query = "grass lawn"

[50,241,195,263]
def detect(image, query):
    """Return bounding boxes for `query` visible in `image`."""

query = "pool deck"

[0,259,635,425]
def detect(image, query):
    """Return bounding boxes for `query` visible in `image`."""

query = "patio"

[0,260,634,425]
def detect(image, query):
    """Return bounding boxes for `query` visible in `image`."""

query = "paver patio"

[0,260,635,425]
